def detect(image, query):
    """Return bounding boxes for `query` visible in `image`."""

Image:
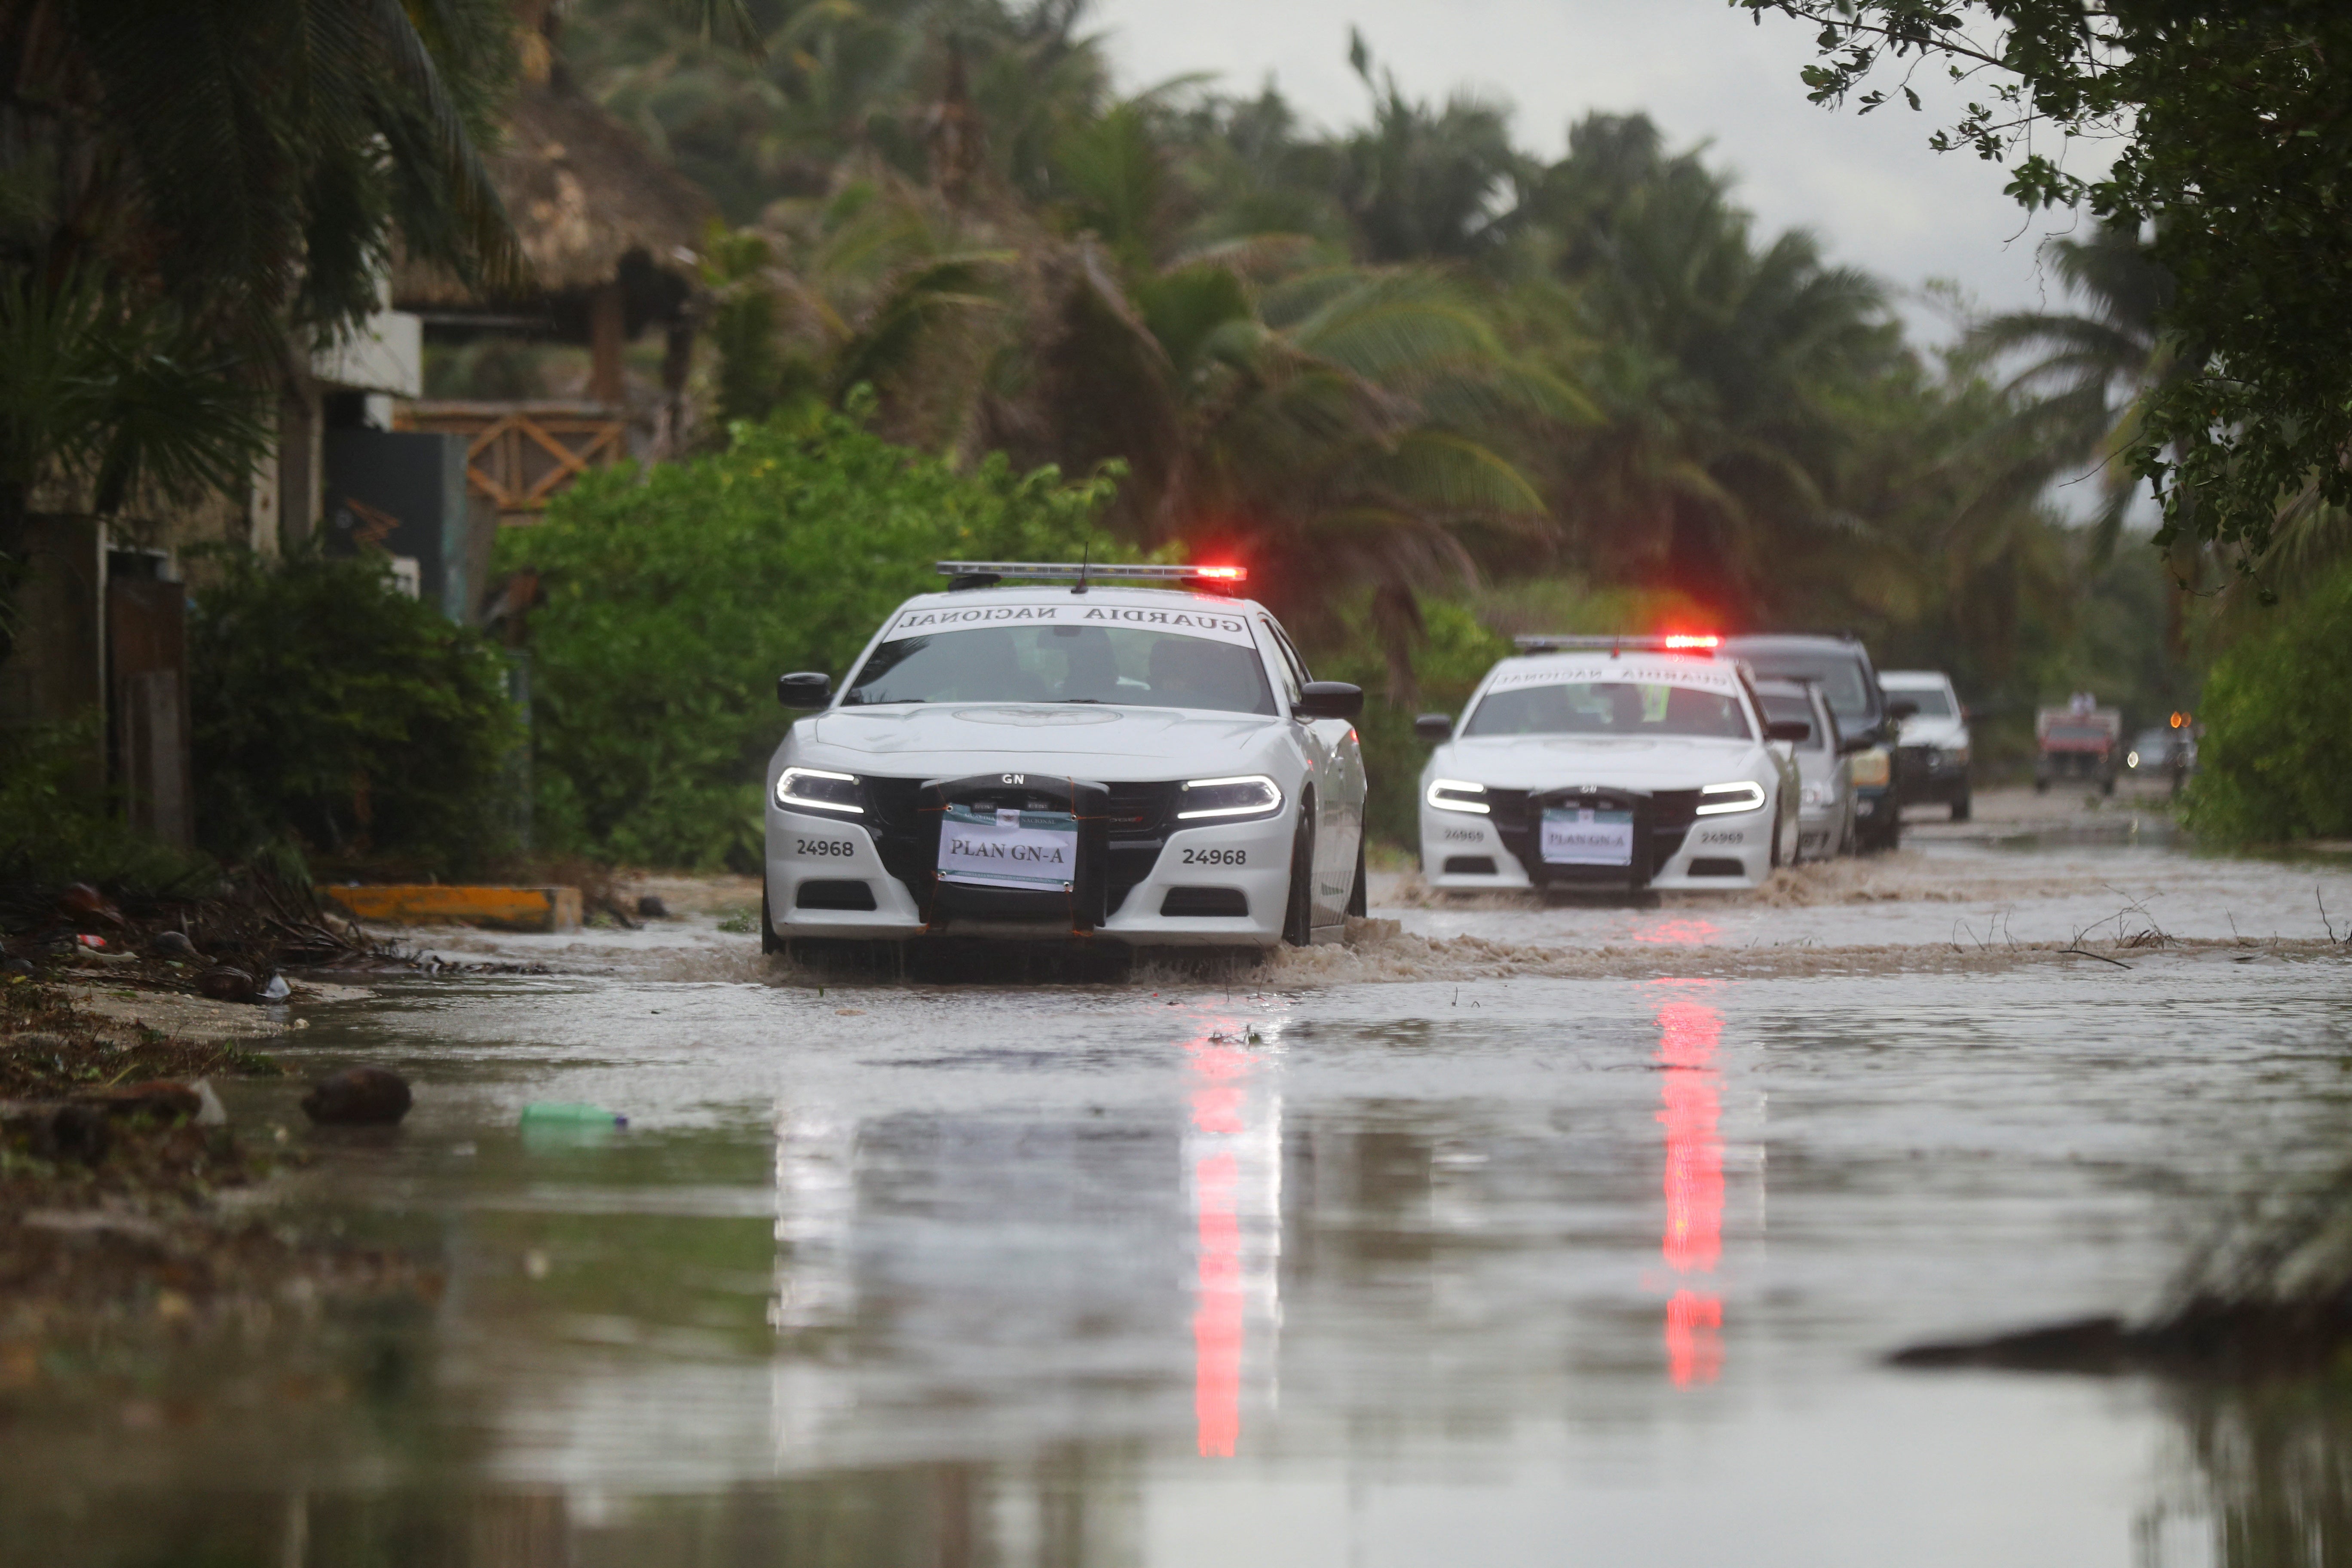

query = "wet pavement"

[9,801,2352,1566]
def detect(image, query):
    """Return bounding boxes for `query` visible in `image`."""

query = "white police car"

[1415,636,1806,893]
[763,562,1369,950]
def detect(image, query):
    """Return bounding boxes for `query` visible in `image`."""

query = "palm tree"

[1955,219,2172,562]
[1522,114,1895,623]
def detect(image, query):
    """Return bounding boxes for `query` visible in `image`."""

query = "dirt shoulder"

[0,975,432,1378]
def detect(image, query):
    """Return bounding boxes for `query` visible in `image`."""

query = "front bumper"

[1420,789,1773,893]
[1896,746,1969,803]
[765,787,1298,947]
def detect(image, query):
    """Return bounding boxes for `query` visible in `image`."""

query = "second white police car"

[1415,635,1808,894]
[763,562,1369,951]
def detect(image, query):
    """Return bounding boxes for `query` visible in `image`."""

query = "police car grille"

[1649,789,1699,862]
[1486,787,1703,876]
[857,775,1181,915]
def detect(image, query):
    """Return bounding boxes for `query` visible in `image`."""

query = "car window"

[1758,692,1826,751]
[1463,680,1755,740]
[1731,652,1872,719]
[843,625,1277,715]
[1257,616,1306,708]
[1890,686,1956,717]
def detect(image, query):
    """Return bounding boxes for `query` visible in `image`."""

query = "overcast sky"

[1090,0,2111,344]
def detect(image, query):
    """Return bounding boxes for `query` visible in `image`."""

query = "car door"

[1258,614,1360,925]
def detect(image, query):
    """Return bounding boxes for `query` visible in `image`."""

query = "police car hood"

[1432,734,1766,793]
[791,703,1288,777]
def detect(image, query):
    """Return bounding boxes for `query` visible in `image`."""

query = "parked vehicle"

[2034,701,2122,794]
[1718,634,1913,852]
[1880,669,1972,821]
[1414,635,1804,894]
[763,562,1368,951]
[1754,676,1859,858]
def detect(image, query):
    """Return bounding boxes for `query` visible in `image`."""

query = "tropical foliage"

[190,550,525,871]
[1734,0,2352,571]
[2182,562,2352,844]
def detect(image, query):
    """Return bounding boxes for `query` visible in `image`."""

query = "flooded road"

[9,811,2352,1565]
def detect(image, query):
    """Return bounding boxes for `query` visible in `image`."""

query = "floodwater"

[10,799,2352,1566]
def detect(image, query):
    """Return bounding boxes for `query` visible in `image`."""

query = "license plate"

[937,804,1079,891]
[1541,807,1633,867]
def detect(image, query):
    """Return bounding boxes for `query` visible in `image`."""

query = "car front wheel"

[1282,803,1316,946]
[761,887,783,955]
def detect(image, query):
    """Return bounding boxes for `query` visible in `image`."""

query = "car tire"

[1950,793,1971,823]
[1282,803,1316,947]
[1346,832,1367,918]
[761,886,783,955]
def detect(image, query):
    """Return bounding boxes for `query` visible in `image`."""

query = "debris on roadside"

[0,975,436,1363]
[300,1066,413,1127]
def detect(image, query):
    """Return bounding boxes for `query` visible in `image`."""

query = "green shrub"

[0,715,217,904]
[2182,562,2352,843]
[190,549,523,870]
[505,404,1122,869]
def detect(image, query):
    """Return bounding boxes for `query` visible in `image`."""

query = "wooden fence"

[396,401,628,524]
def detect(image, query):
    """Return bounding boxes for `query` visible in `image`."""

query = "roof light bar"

[1512,634,1720,655]
[936,560,1246,585]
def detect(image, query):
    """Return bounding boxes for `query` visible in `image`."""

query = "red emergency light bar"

[935,560,1249,593]
[1513,634,1721,656]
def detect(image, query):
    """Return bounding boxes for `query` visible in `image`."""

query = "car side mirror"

[1296,680,1363,721]
[1838,733,1874,755]
[1764,720,1812,744]
[1886,698,1919,722]
[777,671,831,708]
[1414,712,1454,743]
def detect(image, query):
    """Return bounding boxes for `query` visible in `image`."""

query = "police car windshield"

[1463,680,1754,740]
[843,625,1277,715]
[1733,653,1871,718]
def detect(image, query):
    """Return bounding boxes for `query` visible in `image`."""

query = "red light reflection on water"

[1187,1031,1255,1456]
[1632,918,1722,946]
[1654,991,1725,1386]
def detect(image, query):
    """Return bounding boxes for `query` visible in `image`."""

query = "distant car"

[1880,669,1972,821]
[2034,703,2122,794]
[1754,676,1859,858]
[2124,726,2177,777]
[1414,635,1804,894]
[1719,634,1910,852]
[762,562,1369,952]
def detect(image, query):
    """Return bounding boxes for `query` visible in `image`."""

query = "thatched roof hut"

[395,83,714,313]
[394,31,717,410]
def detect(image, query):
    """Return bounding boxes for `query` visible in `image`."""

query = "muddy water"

[10,836,2352,1565]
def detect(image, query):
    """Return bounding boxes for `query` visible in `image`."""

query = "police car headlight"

[1850,748,1891,787]
[775,767,863,815]
[1425,778,1490,815]
[1695,781,1766,816]
[1800,784,1825,808]
[1176,775,1284,820]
